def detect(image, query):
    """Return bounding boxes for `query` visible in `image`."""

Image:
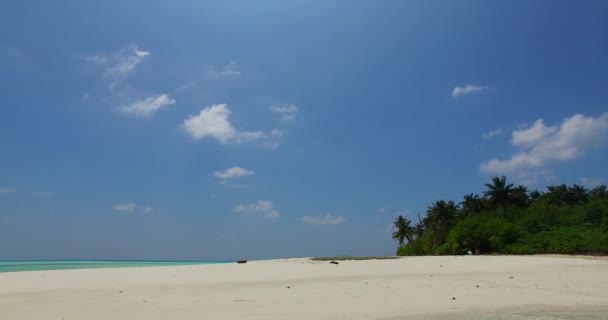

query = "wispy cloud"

[206,60,241,78]
[84,55,109,65]
[105,45,149,81]
[27,191,54,196]
[232,200,280,219]
[112,202,153,214]
[481,113,608,184]
[300,214,347,225]
[84,44,177,122]
[269,104,299,122]
[112,202,138,212]
[482,128,503,140]
[182,104,283,148]
[0,187,16,195]
[580,177,603,188]
[451,84,488,98]
[263,210,280,219]
[85,43,150,89]
[213,167,255,182]
[121,94,176,117]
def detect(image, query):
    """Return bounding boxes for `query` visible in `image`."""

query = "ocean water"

[0,260,229,273]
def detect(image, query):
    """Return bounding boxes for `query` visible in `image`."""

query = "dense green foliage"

[395,176,608,256]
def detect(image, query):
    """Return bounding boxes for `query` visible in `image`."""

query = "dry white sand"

[1,255,607,319]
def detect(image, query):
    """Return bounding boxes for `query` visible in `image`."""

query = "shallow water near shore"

[0,260,229,272]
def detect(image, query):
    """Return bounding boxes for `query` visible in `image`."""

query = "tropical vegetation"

[393,176,608,256]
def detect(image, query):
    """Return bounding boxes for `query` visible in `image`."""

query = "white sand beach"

[1,255,607,319]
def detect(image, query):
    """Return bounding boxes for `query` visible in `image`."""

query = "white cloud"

[112,202,138,213]
[580,177,603,188]
[233,200,273,212]
[451,84,488,97]
[182,104,282,147]
[27,191,54,196]
[269,104,298,113]
[112,202,154,214]
[481,113,608,182]
[281,114,296,122]
[270,129,285,137]
[106,45,149,78]
[0,187,16,195]
[511,119,558,147]
[206,60,241,78]
[121,94,176,117]
[482,128,503,140]
[256,129,286,149]
[183,104,248,143]
[213,167,255,180]
[85,43,150,89]
[232,200,280,219]
[264,210,280,219]
[300,213,347,225]
[378,207,390,213]
[269,104,298,122]
[518,169,557,187]
[233,131,267,143]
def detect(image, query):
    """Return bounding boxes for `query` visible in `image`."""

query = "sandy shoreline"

[1,255,607,319]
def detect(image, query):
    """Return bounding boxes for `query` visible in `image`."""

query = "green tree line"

[392,176,608,255]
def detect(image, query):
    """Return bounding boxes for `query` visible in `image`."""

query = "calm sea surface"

[0,260,229,272]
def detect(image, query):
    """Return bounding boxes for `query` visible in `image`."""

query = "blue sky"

[1,1,608,260]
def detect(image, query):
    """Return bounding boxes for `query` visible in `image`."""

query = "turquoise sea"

[0,260,229,273]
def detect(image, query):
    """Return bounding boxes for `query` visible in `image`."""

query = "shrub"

[504,227,608,254]
[438,216,518,255]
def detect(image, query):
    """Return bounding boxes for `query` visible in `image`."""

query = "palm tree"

[590,185,608,200]
[392,215,415,246]
[529,190,544,203]
[460,193,484,218]
[546,184,569,206]
[425,200,458,227]
[484,176,515,209]
[410,213,426,254]
[569,184,589,204]
[546,184,589,206]
[414,213,426,239]
[512,185,530,208]
[424,200,458,249]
